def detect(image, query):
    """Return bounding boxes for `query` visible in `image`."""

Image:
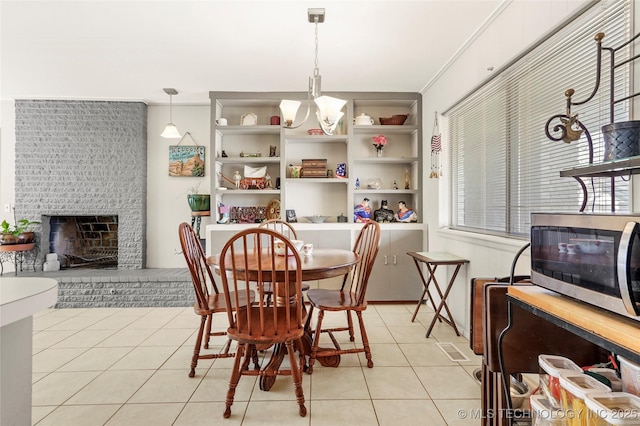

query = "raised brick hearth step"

[14,268,192,308]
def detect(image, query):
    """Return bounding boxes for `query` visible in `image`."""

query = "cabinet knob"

[393,255,397,265]
[384,255,388,265]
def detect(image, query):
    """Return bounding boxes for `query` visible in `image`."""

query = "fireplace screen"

[49,215,118,269]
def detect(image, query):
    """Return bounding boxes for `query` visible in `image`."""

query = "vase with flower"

[372,134,387,157]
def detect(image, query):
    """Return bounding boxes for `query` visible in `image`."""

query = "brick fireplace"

[14,100,148,270]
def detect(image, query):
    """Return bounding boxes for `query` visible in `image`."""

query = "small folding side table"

[407,251,469,338]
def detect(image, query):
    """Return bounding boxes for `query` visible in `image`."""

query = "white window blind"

[448,0,631,237]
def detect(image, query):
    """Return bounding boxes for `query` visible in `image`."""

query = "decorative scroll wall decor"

[544,31,640,212]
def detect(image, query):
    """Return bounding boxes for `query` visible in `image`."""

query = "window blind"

[448,0,631,237]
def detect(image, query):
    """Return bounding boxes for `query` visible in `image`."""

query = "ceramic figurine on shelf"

[373,200,394,223]
[265,173,273,188]
[217,203,230,224]
[354,197,371,223]
[233,170,242,189]
[394,201,417,223]
[355,178,360,189]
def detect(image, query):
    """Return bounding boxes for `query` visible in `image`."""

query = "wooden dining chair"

[305,220,381,373]
[258,219,309,305]
[258,218,297,239]
[219,227,307,418]
[178,222,255,378]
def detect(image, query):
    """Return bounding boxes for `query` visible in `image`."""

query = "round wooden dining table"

[208,248,358,282]
[207,248,359,390]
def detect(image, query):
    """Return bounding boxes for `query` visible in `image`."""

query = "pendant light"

[280,8,346,135]
[161,88,182,138]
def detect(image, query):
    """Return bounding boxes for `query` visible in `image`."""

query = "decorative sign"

[169,145,205,177]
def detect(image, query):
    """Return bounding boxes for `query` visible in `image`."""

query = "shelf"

[216,157,280,164]
[353,98,419,108]
[353,125,418,134]
[216,189,280,195]
[210,91,422,227]
[355,189,418,195]
[354,157,419,164]
[285,178,349,184]
[215,125,281,135]
[508,285,640,364]
[285,135,348,143]
[559,155,640,178]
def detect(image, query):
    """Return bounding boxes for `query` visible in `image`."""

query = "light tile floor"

[31,303,482,425]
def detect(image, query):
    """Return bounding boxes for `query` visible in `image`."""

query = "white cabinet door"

[366,228,423,301]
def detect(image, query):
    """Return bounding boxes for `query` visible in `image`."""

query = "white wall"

[420,0,596,337]
[146,104,210,268]
[0,101,17,229]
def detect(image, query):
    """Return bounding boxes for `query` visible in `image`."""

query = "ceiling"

[1,1,505,105]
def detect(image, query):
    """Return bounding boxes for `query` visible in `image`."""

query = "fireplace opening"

[49,215,118,269]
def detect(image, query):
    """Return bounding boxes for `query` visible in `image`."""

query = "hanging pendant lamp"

[161,88,182,138]
[280,8,346,136]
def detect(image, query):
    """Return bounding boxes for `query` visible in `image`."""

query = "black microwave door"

[531,225,620,297]
[619,222,640,315]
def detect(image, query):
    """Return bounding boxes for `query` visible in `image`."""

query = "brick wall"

[14,100,147,270]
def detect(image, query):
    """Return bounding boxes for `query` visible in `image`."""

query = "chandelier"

[279,8,346,136]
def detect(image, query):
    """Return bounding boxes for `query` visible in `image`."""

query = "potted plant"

[14,219,40,243]
[187,183,210,212]
[1,219,40,244]
[1,220,18,245]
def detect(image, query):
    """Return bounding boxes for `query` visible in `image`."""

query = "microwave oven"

[530,213,640,320]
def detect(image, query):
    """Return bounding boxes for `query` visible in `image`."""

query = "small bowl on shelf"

[307,129,324,135]
[304,215,330,224]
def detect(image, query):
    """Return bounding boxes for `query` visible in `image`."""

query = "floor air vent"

[437,342,469,362]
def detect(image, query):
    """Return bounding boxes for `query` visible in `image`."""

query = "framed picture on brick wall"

[169,145,205,177]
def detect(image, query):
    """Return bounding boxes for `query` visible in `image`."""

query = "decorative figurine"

[336,163,347,178]
[393,180,398,190]
[354,197,371,223]
[233,170,242,189]
[373,200,394,223]
[355,177,360,189]
[217,203,230,224]
[269,145,277,157]
[265,172,272,188]
[221,150,228,157]
[405,168,411,189]
[394,201,418,223]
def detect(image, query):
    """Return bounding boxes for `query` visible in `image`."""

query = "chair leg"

[346,310,355,342]
[307,309,325,374]
[189,315,207,377]
[356,311,374,368]
[250,344,260,370]
[224,343,246,418]
[204,314,213,349]
[286,340,307,417]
